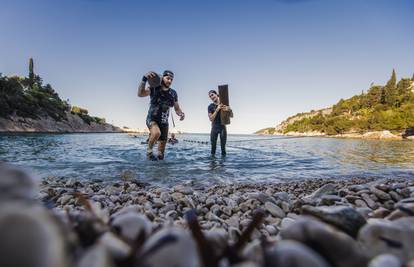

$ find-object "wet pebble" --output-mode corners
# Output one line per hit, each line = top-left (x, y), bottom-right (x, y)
(265, 202), (285, 218)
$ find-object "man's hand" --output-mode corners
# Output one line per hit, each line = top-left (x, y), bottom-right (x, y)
(219, 104), (231, 112)
(222, 105), (231, 112)
(145, 71), (157, 79)
(179, 112), (185, 121)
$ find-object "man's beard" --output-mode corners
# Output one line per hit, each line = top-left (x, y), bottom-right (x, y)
(162, 80), (171, 88)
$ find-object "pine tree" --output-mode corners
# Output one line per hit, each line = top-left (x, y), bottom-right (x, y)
(383, 69), (397, 106)
(28, 58), (34, 89)
(385, 69), (397, 89)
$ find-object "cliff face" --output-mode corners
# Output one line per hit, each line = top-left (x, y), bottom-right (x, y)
(0, 112), (122, 133)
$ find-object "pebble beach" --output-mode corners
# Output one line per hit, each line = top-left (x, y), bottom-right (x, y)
(1, 162), (414, 267)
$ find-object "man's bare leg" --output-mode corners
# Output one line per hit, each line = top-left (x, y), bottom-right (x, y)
(147, 122), (161, 160)
(157, 141), (167, 160)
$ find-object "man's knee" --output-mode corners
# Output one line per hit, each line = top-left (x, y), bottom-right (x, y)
(150, 124), (161, 138)
(152, 130), (161, 139)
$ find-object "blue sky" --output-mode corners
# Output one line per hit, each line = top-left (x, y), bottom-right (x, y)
(1, 0), (413, 134)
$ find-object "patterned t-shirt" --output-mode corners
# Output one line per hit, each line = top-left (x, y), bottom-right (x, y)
(147, 86), (178, 125)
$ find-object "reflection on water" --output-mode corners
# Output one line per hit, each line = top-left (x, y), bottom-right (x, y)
(0, 133), (413, 186)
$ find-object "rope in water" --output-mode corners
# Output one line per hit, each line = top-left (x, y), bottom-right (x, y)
(227, 136), (302, 142)
(182, 136), (302, 145)
(183, 139), (209, 145)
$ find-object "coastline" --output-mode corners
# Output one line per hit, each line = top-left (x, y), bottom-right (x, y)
(0, 113), (122, 133)
(257, 130), (414, 141)
(0, 131), (126, 135)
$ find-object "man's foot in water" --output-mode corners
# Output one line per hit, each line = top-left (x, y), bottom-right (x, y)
(157, 153), (164, 160)
(147, 151), (158, 161)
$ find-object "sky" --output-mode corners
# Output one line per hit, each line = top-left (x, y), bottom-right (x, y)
(1, 0), (413, 134)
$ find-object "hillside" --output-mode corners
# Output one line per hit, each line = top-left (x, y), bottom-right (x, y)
(0, 59), (121, 133)
(257, 70), (414, 138)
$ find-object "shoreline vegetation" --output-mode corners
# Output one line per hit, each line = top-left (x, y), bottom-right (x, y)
(2, 162), (414, 266)
(257, 70), (414, 141)
(257, 129), (414, 141)
(0, 59), (121, 133)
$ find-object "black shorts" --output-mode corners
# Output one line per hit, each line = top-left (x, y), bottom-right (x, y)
(146, 118), (169, 142)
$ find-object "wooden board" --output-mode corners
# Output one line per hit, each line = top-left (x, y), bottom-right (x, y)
(218, 84), (231, 125)
(148, 73), (161, 88)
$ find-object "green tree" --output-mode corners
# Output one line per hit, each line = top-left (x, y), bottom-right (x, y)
(382, 69), (397, 106)
(365, 85), (382, 107)
(28, 58), (34, 89)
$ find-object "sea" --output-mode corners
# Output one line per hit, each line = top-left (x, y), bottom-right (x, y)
(1, 133), (413, 186)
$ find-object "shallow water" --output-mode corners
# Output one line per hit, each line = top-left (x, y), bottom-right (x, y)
(0, 133), (413, 186)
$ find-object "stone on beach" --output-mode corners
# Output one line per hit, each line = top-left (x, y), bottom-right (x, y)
(369, 207), (391, 218)
(386, 202), (414, 220)
(308, 183), (337, 199)
(361, 193), (380, 209)
(358, 217), (414, 262)
(110, 211), (152, 243)
(370, 186), (391, 201)
(319, 194), (342, 206)
(280, 217), (296, 230)
(264, 201), (286, 218)
(273, 191), (291, 202)
(301, 205), (366, 237)
(281, 216), (369, 267)
(248, 192), (276, 205)
(265, 240), (330, 267)
(76, 244), (115, 267)
(139, 227), (201, 267)
(0, 202), (68, 267)
(173, 184), (194, 195)
(367, 254), (402, 267)
(0, 162), (38, 201)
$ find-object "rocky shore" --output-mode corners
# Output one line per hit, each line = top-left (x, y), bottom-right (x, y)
(0, 113), (122, 133)
(1, 163), (414, 267)
(262, 130), (414, 141)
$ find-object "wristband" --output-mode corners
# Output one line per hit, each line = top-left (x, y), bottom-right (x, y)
(142, 76), (148, 82)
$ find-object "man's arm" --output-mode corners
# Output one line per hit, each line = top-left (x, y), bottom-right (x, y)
(137, 81), (150, 97)
(174, 101), (185, 120)
(208, 104), (222, 122)
(137, 72), (157, 97)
